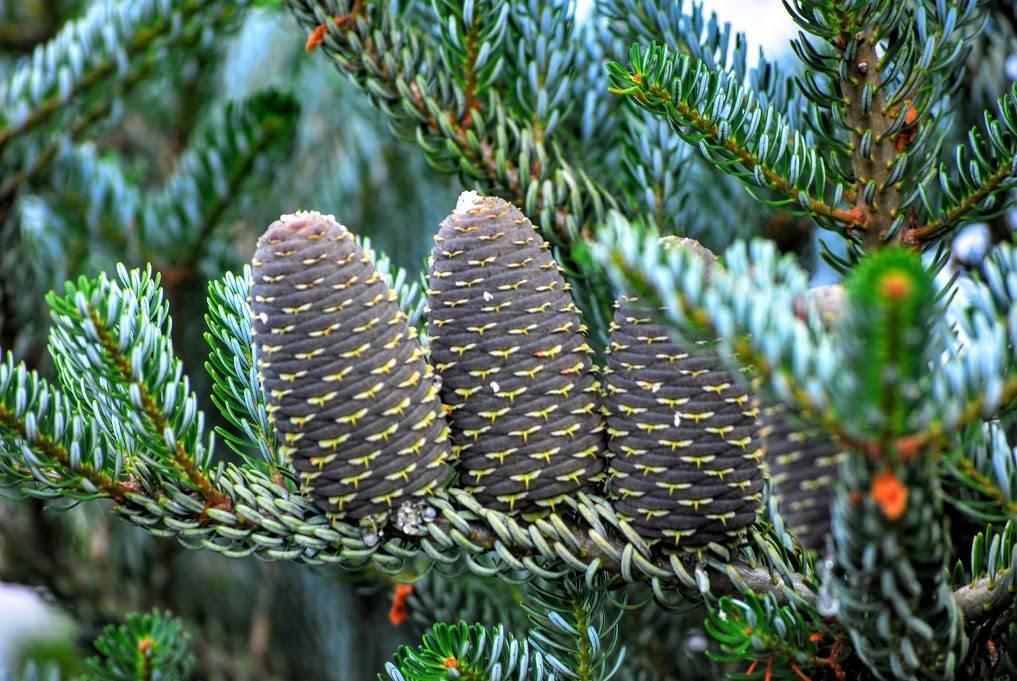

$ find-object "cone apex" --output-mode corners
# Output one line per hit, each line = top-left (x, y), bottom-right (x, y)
(259, 211), (349, 244)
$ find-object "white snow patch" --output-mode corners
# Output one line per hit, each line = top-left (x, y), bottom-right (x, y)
(455, 190), (486, 213)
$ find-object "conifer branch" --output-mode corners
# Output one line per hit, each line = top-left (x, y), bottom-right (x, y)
(0, 81), (125, 204)
(88, 308), (225, 508)
(594, 215), (845, 440)
(508, 0), (575, 141)
(913, 243), (1017, 453)
(607, 45), (862, 235)
(0, 0), (248, 155)
(0, 2), (256, 209)
(616, 110), (691, 234)
(603, 0), (799, 117)
(0, 405), (127, 500)
(2, 325), (1014, 638)
(3, 429), (1012, 630)
(840, 28), (902, 247)
(24, 91), (301, 283)
(85, 610), (194, 681)
(0, 353), (132, 500)
(785, 0), (987, 249)
(46, 267), (228, 510)
(705, 591), (845, 680)
(523, 576), (626, 679)
(900, 374), (1017, 456)
(382, 622), (547, 680)
(597, 217), (1017, 465)
(904, 84), (1017, 245)
(947, 450), (1017, 523)
(204, 269), (281, 471)
(287, 0), (609, 249)
(6, 3), (1017, 677)
(287, 0), (616, 337)
(148, 90), (301, 277)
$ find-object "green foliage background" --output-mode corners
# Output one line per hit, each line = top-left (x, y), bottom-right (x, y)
(0, 2), (458, 679)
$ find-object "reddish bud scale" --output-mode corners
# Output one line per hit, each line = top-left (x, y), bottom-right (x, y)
(427, 193), (604, 514)
(251, 212), (451, 520)
(305, 23), (327, 52)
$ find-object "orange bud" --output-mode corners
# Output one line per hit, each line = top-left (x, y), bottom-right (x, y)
(878, 270), (914, 301)
(305, 23), (328, 52)
(871, 470), (907, 521)
(894, 104), (919, 152)
(388, 605), (408, 626)
(842, 205), (869, 227)
(304, 11), (360, 53)
(904, 104), (918, 126)
(388, 583), (414, 627)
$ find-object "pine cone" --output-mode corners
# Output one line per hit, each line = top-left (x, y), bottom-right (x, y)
(427, 192), (604, 513)
(605, 241), (764, 548)
(762, 404), (845, 551)
(250, 212), (452, 520)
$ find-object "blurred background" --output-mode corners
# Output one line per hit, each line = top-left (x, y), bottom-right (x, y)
(0, 2), (460, 678)
(0, 1), (1013, 679)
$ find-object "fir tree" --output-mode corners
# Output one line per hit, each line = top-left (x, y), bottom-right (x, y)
(3, 1), (1017, 680)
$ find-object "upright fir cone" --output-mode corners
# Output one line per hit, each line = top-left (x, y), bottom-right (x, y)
(765, 284), (847, 551)
(762, 404), (845, 551)
(427, 192), (603, 513)
(605, 238), (764, 548)
(250, 212), (451, 521)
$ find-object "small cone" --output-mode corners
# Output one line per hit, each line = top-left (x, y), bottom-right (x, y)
(605, 240), (764, 548)
(427, 192), (604, 513)
(762, 404), (845, 551)
(251, 212), (451, 520)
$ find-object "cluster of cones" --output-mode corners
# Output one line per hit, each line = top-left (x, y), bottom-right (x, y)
(250, 192), (839, 551)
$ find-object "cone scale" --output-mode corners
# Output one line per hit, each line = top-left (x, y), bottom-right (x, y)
(251, 212), (451, 521)
(427, 192), (604, 513)
(763, 405), (845, 551)
(604, 241), (764, 548)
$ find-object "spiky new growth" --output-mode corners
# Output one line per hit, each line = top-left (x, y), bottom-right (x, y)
(251, 212), (451, 520)
(85, 610), (193, 681)
(837, 246), (939, 442)
(825, 247), (964, 679)
(381, 621), (550, 681)
(427, 192), (603, 514)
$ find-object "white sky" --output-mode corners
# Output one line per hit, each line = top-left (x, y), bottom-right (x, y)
(698, 0), (798, 60)
(578, 0), (799, 61)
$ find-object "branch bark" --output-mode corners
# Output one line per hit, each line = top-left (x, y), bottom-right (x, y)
(840, 29), (902, 248)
